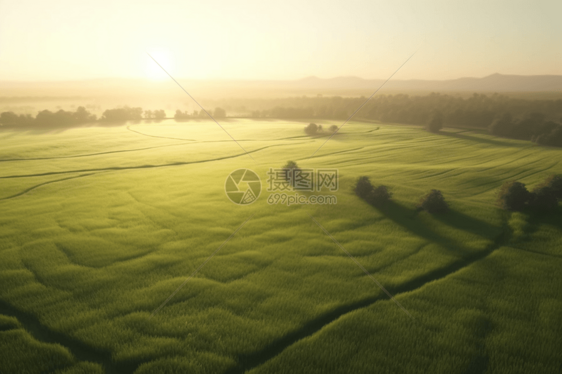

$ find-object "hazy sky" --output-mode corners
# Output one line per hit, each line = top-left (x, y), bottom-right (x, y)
(0, 0), (560, 81)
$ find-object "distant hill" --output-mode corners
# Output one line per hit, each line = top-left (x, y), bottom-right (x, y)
(290, 74), (562, 92)
(1, 74), (561, 105)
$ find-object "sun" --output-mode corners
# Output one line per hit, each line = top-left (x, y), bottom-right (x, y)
(145, 49), (172, 81)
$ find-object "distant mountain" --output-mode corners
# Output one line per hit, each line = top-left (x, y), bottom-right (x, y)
(1, 74), (561, 102)
(290, 74), (562, 92)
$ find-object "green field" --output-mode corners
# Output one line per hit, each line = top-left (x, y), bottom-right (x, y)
(1, 119), (561, 374)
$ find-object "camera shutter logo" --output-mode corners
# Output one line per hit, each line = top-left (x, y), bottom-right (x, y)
(225, 169), (262, 205)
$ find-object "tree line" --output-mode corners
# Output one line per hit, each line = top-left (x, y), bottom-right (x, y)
(0, 106), (227, 129)
(2, 92), (561, 147)
(249, 93), (562, 125)
(174, 107), (226, 120)
(251, 93), (562, 146)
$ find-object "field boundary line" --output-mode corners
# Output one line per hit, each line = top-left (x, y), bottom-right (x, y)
(309, 214), (414, 318)
(126, 125), (196, 141)
(150, 213), (256, 316)
(0, 143), (301, 180)
(0, 142), (192, 162)
(0, 173), (97, 201)
(230, 225), (510, 374)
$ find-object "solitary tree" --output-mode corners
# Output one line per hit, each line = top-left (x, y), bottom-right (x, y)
(304, 123), (318, 136)
(354, 176), (375, 200)
(282, 161), (301, 187)
(369, 185), (393, 206)
(329, 125), (339, 133)
(418, 189), (448, 213)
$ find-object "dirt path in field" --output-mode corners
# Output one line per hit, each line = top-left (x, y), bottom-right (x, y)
(0, 141), (315, 181)
(0, 173), (96, 201)
(126, 125), (196, 141)
(0, 145), (267, 180)
(0, 211), (514, 374)
(0, 142), (192, 163)
(225, 223), (512, 374)
(127, 124), (315, 143)
(0, 300), (143, 374)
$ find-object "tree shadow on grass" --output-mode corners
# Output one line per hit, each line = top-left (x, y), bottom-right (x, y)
(439, 130), (525, 148)
(509, 207), (562, 258)
(225, 201), (510, 374)
(432, 208), (501, 239)
(462, 316), (493, 374)
(527, 207), (562, 230)
(373, 200), (472, 254)
(370, 200), (510, 260)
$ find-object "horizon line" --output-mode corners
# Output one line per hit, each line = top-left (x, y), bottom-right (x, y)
(2, 72), (562, 84)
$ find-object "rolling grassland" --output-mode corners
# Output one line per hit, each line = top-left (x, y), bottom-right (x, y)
(0, 119), (560, 373)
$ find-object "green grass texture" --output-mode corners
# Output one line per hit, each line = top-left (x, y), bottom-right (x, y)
(1, 119), (561, 373)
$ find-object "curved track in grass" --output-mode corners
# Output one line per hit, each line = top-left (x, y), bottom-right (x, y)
(0, 173), (97, 201)
(0, 300), (142, 374)
(226, 225), (511, 374)
(0, 143), (192, 163)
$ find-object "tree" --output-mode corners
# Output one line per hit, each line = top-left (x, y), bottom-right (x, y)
(144, 110), (153, 119)
(418, 189), (448, 213)
(329, 125), (339, 133)
(368, 185), (392, 206)
(542, 174), (562, 198)
(282, 161), (301, 188)
(175, 110), (192, 120)
(304, 123), (318, 136)
(101, 107), (143, 122)
(535, 125), (562, 147)
(154, 110), (166, 120)
(0, 111), (19, 126)
(73, 106), (96, 123)
(214, 107), (226, 118)
(354, 176), (374, 200)
(489, 113), (514, 137)
(528, 186), (558, 212)
(426, 111), (443, 133)
(497, 181), (530, 211)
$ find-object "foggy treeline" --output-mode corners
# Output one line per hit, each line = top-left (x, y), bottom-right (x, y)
(249, 93), (562, 125)
(0, 106), (228, 129)
(1, 92), (562, 147)
(249, 93), (562, 146)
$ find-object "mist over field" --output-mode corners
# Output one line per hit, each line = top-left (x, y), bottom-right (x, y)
(1, 1), (561, 373)
(3, 74), (562, 116)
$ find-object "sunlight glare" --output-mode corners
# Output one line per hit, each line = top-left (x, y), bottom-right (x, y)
(145, 49), (173, 81)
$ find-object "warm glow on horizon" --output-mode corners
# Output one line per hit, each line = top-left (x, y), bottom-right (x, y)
(0, 0), (560, 82)
(145, 49), (173, 81)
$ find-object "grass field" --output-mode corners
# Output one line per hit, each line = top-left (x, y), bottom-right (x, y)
(0, 119), (561, 374)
